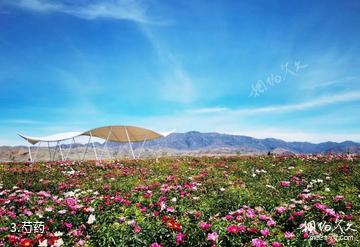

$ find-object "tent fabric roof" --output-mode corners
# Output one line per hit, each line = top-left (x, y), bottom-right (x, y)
(18, 125), (166, 145)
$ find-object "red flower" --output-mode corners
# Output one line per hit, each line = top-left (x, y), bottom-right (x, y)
(20, 239), (32, 247)
(162, 216), (182, 231)
(227, 225), (239, 234)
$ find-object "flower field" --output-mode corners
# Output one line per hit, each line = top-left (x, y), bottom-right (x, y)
(0, 155), (359, 246)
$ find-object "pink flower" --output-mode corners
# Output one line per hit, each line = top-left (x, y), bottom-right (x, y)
(237, 225), (246, 232)
(314, 202), (327, 211)
(267, 219), (276, 227)
(275, 207), (286, 214)
(280, 181), (290, 187)
(326, 235), (337, 245)
(166, 207), (175, 213)
(271, 242), (283, 247)
(259, 215), (269, 221)
(207, 232), (218, 242)
(284, 231), (295, 240)
(252, 238), (267, 247)
(133, 225), (142, 233)
(227, 225), (240, 234)
(292, 211), (303, 217)
(176, 232), (186, 244)
(333, 195), (344, 202)
(199, 222), (211, 230)
(150, 243), (162, 247)
(64, 222), (72, 229)
(260, 228), (270, 236)
(246, 209), (256, 218)
(225, 215), (234, 221)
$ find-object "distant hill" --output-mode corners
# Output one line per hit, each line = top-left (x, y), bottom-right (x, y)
(1, 131), (359, 161)
(106, 131), (360, 154)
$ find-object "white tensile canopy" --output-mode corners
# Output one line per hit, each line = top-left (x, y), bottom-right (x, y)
(18, 125), (169, 161)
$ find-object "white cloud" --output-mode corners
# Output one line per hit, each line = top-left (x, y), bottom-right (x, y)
(232, 129), (360, 143)
(5, 0), (152, 24)
(188, 91), (360, 115)
(187, 107), (228, 114)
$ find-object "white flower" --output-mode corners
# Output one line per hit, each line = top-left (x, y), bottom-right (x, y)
(325, 187), (330, 192)
(53, 238), (64, 247)
(38, 239), (48, 247)
(252, 173), (256, 177)
(220, 187), (225, 192)
(54, 231), (63, 237)
(87, 214), (96, 224)
(45, 207), (53, 212)
(171, 197), (177, 202)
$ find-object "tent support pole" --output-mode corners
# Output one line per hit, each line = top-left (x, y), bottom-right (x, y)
(125, 127), (135, 159)
(59, 141), (64, 160)
(52, 141), (59, 161)
(73, 138), (81, 160)
(90, 132), (98, 160)
(100, 127), (112, 160)
(28, 145), (33, 162)
(33, 142), (41, 162)
(65, 140), (73, 160)
(47, 142), (51, 161)
(82, 136), (91, 161)
(137, 135), (147, 159)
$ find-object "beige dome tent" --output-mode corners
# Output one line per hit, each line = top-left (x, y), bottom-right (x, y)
(18, 125), (171, 161)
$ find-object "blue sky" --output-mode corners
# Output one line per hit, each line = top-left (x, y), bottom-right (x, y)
(0, 0), (359, 145)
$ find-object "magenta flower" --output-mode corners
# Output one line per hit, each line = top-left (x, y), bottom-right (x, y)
(314, 202), (327, 211)
(271, 242), (283, 247)
(275, 207), (286, 214)
(176, 232), (186, 244)
(150, 243), (162, 247)
(246, 209), (256, 218)
(260, 228), (270, 236)
(333, 195), (344, 202)
(252, 238), (267, 247)
(326, 235), (337, 245)
(284, 231), (295, 240)
(207, 232), (218, 242)
(280, 181), (290, 187)
(64, 222), (73, 229)
(199, 222), (211, 230)
(259, 215), (269, 221)
(227, 225), (240, 234)
(267, 219), (276, 227)
(133, 225), (142, 233)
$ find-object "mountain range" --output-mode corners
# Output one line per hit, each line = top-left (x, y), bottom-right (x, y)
(104, 131), (360, 154)
(2, 131), (359, 162)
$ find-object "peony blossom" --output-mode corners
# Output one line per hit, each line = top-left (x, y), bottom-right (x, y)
(284, 231), (295, 240)
(207, 232), (218, 242)
(260, 228), (270, 236)
(176, 232), (186, 244)
(87, 214), (96, 224)
(227, 225), (240, 234)
(271, 242), (283, 247)
(150, 243), (162, 247)
(251, 238), (267, 247)
(280, 181), (290, 187)
(199, 222), (211, 230)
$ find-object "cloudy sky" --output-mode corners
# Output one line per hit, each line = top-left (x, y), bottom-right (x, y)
(0, 0), (359, 145)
